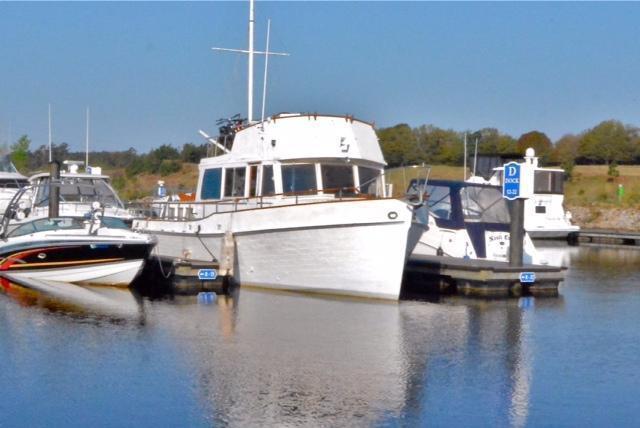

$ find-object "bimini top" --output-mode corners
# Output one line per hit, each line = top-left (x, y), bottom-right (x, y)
(200, 113), (386, 167)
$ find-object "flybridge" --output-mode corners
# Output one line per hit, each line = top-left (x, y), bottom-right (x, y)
(199, 113), (386, 166)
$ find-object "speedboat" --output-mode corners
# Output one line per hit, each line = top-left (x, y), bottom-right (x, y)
(134, 113), (426, 300)
(467, 148), (579, 239)
(408, 178), (542, 264)
(0, 188), (156, 287)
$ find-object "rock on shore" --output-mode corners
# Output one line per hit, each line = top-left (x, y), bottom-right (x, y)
(567, 205), (640, 231)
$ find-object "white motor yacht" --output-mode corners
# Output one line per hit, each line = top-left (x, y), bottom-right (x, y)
(467, 148), (579, 239)
(0, 154), (29, 215)
(134, 113), (426, 300)
(26, 162), (133, 225)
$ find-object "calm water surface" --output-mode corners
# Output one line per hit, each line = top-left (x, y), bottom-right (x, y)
(1, 244), (639, 427)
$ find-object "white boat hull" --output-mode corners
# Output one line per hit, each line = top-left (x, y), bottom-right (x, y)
(135, 199), (415, 300)
(6, 260), (146, 287)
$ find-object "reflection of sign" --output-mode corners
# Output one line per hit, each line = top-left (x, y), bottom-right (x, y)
(503, 162), (521, 200)
(198, 269), (218, 281)
(519, 272), (536, 283)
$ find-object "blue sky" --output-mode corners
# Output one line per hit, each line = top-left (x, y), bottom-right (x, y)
(1, 2), (640, 153)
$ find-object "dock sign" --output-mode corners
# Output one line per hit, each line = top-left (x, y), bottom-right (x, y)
(503, 162), (521, 200)
(519, 272), (536, 283)
(198, 269), (218, 281)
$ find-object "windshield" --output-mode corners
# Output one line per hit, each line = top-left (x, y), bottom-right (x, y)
(34, 177), (124, 208)
(0, 155), (19, 174)
(460, 185), (510, 223)
(9, 217), (86, 237)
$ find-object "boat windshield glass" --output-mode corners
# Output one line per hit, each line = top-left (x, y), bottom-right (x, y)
(425, 184), (452, 220)
(321, 164), (354, 194)
(358, 167), (381, 196)
(34, 177), (124, 208)
(9, 217), (86, 237)
(0, 155), (18, 173)
(534, 170), (564, 194)
(282, 164), (317, 194)
(460, 186), (510, 223)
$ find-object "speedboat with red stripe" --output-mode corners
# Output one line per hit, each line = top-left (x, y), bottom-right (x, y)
(0, 202), (155, 287)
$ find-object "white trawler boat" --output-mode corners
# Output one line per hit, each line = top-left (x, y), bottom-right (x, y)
(467, 148), (579, 239)
(132, 0), (426, 300)
(134, 114), (425, 299)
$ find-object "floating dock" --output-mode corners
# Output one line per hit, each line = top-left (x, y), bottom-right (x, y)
(403, 254), (566, 297)
(133, 257), (227, 297)
(567, 229), (640, 247)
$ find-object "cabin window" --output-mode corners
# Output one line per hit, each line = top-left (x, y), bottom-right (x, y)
(282, 164), (317, 194)
(321, 164), (354, 193)
(534, 171), (564, 194)
(0, 178), (27, 189)
(460, 186), (510, 223)
(248, 165), (258, 197)
(425, 185), (453, 220)
(201, 168), (222, 200)
(34, 177), (122, 208)
(224, 167), (246, 198)
(358, 167), (381, 195)
(261, 165), (275, 196)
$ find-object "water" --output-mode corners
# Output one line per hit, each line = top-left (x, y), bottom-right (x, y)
(1, 244), (639, 427)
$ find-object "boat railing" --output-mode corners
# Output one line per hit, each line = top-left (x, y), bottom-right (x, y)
(136, 186), (377, 221)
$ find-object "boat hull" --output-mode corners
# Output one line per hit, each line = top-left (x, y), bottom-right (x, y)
(0, 241), (153, 287)
(135, 199), (415, 300)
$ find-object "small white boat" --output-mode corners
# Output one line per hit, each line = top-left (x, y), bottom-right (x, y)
(408, 179), (542, 264)
(0, 189), (155, 287)
(467, 148), (579, 239)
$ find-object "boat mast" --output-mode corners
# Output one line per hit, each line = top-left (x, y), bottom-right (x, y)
(85, 107), (90, 169)
(211, 1), (288, 124)
(248, 0), (255, 123)
(48, 103), (52, 162)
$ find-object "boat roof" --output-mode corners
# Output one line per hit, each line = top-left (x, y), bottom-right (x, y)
(29, 172), (111, 181)
(200, 113), (386, 167)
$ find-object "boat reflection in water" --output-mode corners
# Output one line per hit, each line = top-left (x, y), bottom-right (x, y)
(0, 277), (144, 321)
(148, 287), (564, 426)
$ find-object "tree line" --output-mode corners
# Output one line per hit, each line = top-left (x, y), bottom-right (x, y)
(8, 137), (208, 177)
(6, 118), (638, 178)
(378, 119), (640, 173)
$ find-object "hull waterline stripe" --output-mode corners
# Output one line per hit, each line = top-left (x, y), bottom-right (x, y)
(7, 258), (125, 269)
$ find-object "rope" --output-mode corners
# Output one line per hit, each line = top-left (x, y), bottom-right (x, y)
(153, 246), (173, 279)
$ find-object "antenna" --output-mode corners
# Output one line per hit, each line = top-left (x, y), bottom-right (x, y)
(211, 0), (289, 123)
(85, 107), (90, 169)
(260, 19), (271, 124)
(473, 137), (479, 177)
(48, 103), (52, 162)
(463, 132), (467, 180)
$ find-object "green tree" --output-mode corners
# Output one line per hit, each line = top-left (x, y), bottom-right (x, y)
(378, 124), (419, 167)
(517, 131), (552, 163)
(470, 128), (517, 155)
(10, 135), (30, 173)
(578, 120), (636, 164)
